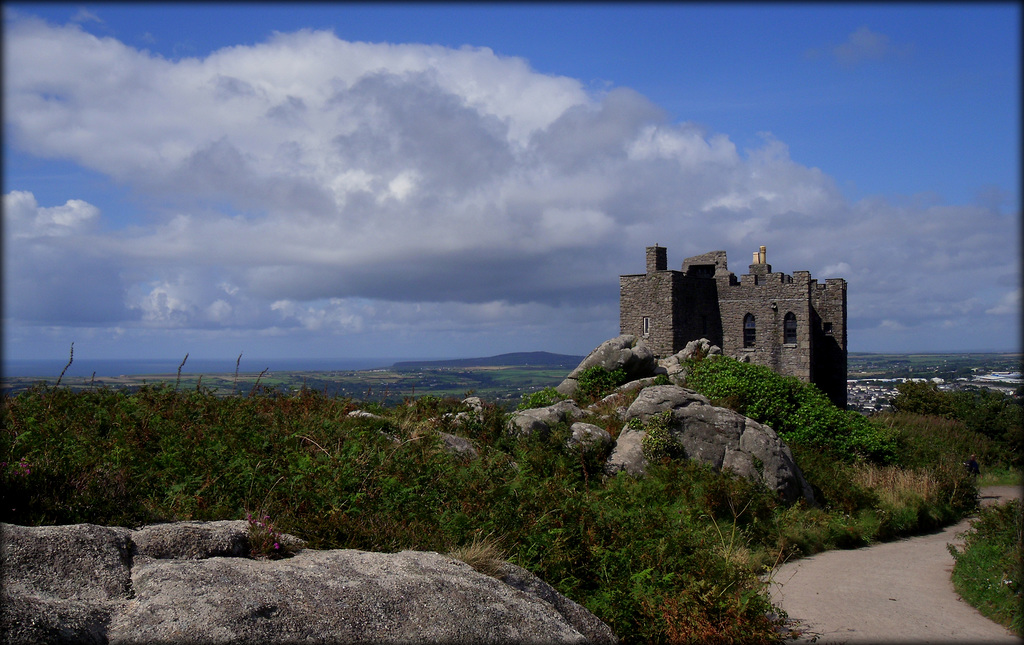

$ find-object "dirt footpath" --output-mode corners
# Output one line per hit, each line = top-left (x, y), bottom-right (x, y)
(767, 486), (1021, 643)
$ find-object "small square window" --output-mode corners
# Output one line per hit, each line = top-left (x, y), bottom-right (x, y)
(824, 322), (833, 335)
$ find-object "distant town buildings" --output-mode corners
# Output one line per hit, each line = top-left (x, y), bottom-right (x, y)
(846, 372), (1023, 415)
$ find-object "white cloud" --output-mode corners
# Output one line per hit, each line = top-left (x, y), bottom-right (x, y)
(2, 17), (1019, 355)
(4, 190), (100, 237)
(833, 26), (895, 67)
(821, 262), (851, 277)
(206, 299), (233, 323)
(986, 289), (1020, 316)
(271, 298), (364, 332)
(70, 8), (103, 24)
(2, 191), (126, 324)
(132, 280), (196, 325)
(627, 124), (738, 168)
(879, 319), (908, 331)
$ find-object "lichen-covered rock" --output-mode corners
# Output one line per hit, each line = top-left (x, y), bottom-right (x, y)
(614, 376), (662, 393)
(110, 550), (600, 644)
(614, 385), (815, 505)
(1, 522), (616, 645)
(657, 338), (722, 382)
(462, 396), (485, 414)
(1, 523), (133, 645)
(498, 562), (617, 644)
(556, 335), (657, 396)
(347, 409), (382, 420)
(567, 422), (613, 453)
(132, 520), (251, 559)
(1, 523), (134, 601)
(624, 384), (713, 417)
(441, 396), (488, 436)
(603, 428), (647, 477)
(438, 431), (479, 459)
(508, 400), (585, 438)
(1, 593), (112, 645)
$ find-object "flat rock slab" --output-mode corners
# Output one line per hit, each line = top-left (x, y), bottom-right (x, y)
(110, 549), (597, 643)
(2, 521), (616, 644)
(768, 486), (1021, 643)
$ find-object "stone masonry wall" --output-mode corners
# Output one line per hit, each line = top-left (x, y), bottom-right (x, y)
(717, 265), (813, 383)
(809, 278), (848, 407)
(620, 246), (848, 408)
(620, 271), (677, 357)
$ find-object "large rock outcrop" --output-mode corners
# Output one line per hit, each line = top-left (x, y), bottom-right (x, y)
(508, 400), (586, 438)
(556, 335), (657, 396)
(1, 521), (616, 644)
(515, 337), (812, 505)
(608, 385), (815, 505)
(657, 339), (722, 382)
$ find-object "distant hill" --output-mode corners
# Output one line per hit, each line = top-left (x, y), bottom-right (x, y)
(392, 351), (584, 370)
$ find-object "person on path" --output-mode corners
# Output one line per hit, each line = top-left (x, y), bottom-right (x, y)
(966, 454), (980, 476)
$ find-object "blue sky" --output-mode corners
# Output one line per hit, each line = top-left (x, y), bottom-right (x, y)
(3, 3), (1020, 366)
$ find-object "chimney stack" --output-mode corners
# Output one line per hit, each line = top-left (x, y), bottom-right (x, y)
(647, 245), (667, 273)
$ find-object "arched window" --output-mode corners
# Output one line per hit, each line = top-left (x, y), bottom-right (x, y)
(784, 312), (797, 344)
(743, 314), (756, 348)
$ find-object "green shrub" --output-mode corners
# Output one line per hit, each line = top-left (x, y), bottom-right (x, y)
(685, 355), (896, 462)
(789, 444), (880, 514)
(878, 411), (1002, 470)
(0, 380), (994, 644)
(574, 366), (629, 403)
(891, 380), (957, 418)
(0, 385), (787, 643)
(949, 500), (1023, 635)
(516, 386), (565, 410)
(893, 381), (1024, 467)
(575, 461), (783, 642)
(979, 467), (1024, 487)
(637, 412), (685, 461)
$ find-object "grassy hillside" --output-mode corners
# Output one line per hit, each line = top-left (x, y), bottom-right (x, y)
(2, 354), (1018, 643)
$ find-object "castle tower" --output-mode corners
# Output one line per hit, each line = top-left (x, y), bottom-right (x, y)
(620, 245), (848, 407)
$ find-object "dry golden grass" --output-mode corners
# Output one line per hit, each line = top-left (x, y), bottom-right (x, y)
(448, 534), (507, 578)
(853, 464), (940, 505)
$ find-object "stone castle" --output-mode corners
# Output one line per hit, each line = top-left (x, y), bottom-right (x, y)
(620, 245), (848, 407)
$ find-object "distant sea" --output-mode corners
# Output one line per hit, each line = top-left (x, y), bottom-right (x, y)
(2, 358), (420, 379)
